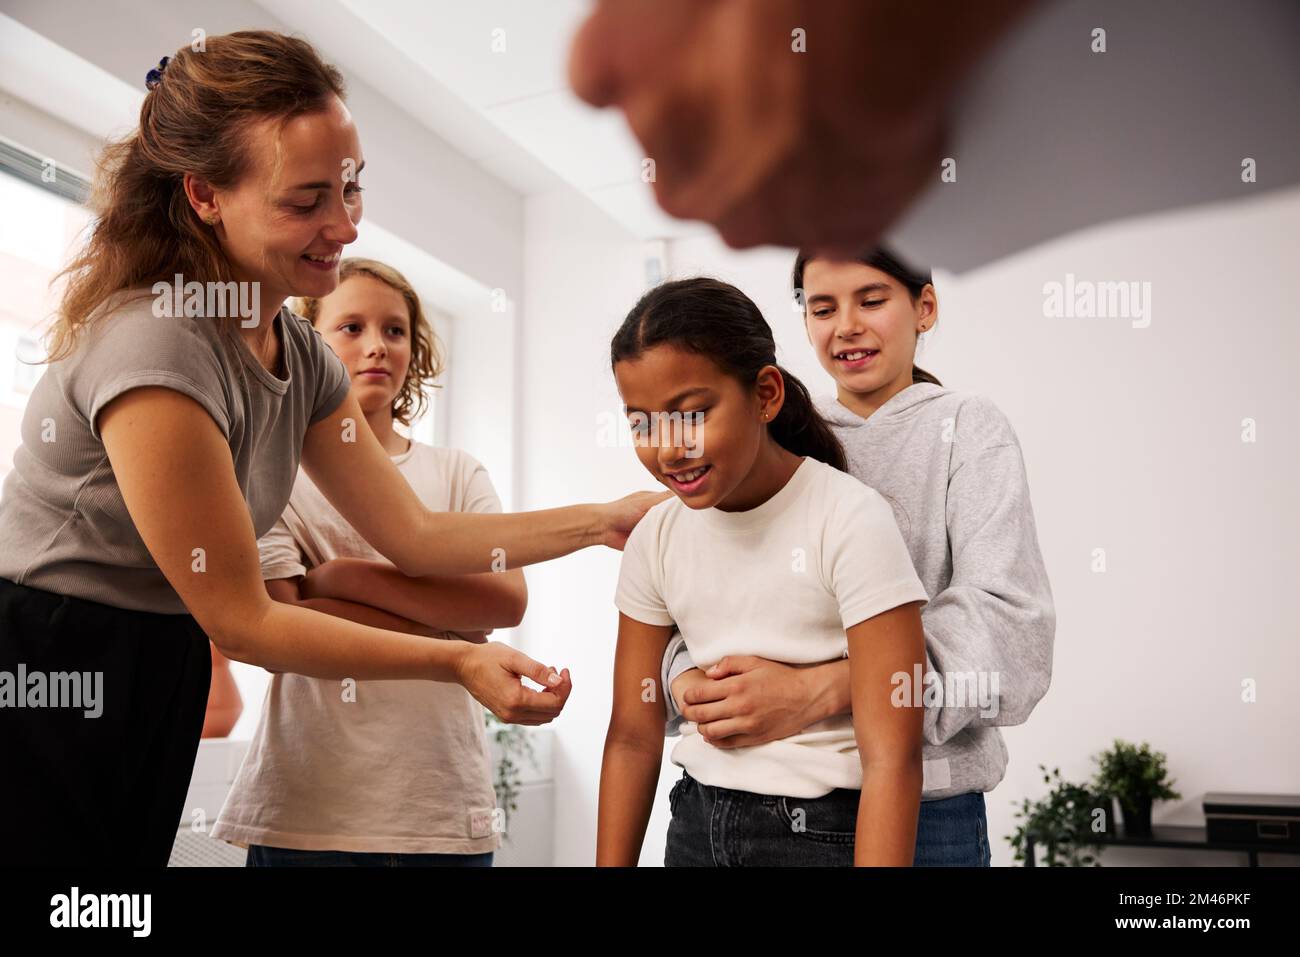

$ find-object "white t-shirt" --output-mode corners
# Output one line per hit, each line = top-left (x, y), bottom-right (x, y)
(615, 456), (929, 799)
(212, 441), (502, 854)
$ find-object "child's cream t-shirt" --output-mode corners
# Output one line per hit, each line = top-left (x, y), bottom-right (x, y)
(212, 441), (502, 855)
(615, 456), (929, 800)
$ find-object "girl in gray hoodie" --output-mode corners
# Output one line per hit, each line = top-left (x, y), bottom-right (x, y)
(662, 249), (1056, 866)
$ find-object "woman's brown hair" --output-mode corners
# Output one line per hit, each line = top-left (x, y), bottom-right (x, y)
(294, 259), (445, 428)
(45, 30), (347, 361)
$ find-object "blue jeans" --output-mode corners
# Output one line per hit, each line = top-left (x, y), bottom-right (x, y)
(664, 770), (991, 867)
(246, 844), (494, 867)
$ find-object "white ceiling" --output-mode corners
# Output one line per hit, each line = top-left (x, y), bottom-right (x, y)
(255, 0), (705, 242)
(0, 12), (143, 146)
(11, 1), (1300, 274)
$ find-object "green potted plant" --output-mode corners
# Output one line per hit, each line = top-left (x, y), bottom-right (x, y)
(484, 712), (538, 840)
(1092, 739), (1180, 837)
(1007, 765), (1109, 866)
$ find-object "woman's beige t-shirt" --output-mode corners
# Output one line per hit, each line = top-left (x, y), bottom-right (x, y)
(212, 442), (503, 855)
(0, 290), (352, 614)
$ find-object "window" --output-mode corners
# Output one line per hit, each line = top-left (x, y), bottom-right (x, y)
(0, 140), (93, 478)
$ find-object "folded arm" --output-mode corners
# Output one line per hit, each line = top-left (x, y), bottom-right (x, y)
(263, 576), (473, 646)
(301, 557), (526, 632)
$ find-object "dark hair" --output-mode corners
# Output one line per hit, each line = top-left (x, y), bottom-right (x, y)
(611, 277), (848, 473)
(791, 247), (943, 387)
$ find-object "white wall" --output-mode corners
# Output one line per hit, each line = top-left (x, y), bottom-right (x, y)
(517, 187), (689, 866)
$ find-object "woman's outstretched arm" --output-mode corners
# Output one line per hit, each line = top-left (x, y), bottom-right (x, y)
(98, 386), (565, 723)
(301, 389), (668, 575)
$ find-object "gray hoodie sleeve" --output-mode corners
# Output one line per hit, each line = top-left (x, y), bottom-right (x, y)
(661, 628), (694, 736)
(920, 398), (1056, 746)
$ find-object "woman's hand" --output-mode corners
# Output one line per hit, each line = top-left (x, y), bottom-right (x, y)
(454, 642), (573, 726)
(599, 490), (673, 550)
(674, 656), (850, 748)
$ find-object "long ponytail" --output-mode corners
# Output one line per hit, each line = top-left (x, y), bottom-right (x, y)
(769, 364), (847, 472)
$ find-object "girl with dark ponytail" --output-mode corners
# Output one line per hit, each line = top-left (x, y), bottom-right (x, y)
(599, 277), (931, 867)
(610, 277), (846, 472)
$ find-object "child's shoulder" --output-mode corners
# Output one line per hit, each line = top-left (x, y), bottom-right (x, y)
(623, 488), (685, 554)
(804, 457), (895, 516)
(943, 391), (1020, 450)
(899, 383), (996, 420)
(400, 442), (495, 486)
(401, 443), (506, 513)
(405, 441), (483, 468)
(886, 386), (1019, 450)
(642, 490), (686, 528)
(815, 383), (1003, 432)
(926, 386), (1008, 418)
